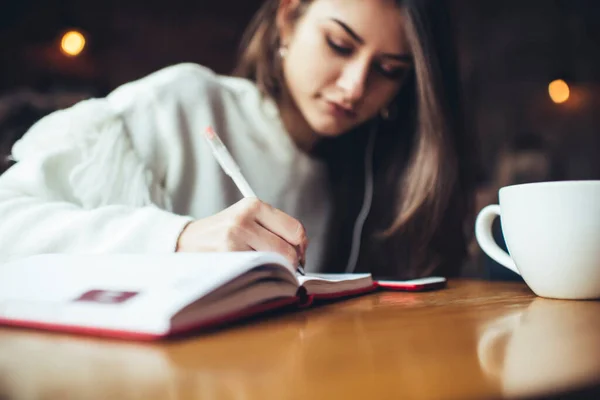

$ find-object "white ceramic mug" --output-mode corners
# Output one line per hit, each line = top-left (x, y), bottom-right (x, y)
(475, 180), (600, 300)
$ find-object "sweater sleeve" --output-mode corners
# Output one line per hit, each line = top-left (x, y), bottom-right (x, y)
(0, 67), (200, 263)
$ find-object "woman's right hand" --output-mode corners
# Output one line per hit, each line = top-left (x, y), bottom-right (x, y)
(175, 198), (308, 267)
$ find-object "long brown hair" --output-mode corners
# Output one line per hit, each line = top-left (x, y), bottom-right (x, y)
(234, 0), (476, 279)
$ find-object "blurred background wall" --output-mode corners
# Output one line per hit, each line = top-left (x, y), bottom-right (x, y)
(1, 0), (599, 274)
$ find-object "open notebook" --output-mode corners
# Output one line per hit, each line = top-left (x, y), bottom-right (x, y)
(0, 252), (447, 340)
(0, 252), (376, 340)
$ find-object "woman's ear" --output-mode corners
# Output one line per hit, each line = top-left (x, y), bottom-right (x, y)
(276, 0), (303, 46)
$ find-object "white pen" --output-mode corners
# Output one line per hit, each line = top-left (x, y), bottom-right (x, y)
(203, 126), (305, 275)
(204, 126), (257, 198)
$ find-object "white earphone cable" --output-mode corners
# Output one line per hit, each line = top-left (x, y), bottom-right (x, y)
(344, 125), (376, 273)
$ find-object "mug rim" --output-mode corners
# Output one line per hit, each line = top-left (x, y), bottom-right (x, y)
(499, 180), (600, 194)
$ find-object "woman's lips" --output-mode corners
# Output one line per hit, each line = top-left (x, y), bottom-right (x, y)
(325, 100), (357, 119)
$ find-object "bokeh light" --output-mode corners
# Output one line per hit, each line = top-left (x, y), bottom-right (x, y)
(548, 79), (570, 104)
(60, 30), (86, 57)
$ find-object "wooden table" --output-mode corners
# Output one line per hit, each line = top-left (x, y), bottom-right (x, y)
(0, 279), (599, 400)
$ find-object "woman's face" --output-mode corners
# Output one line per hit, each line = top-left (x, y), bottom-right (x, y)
(280, 0), (412, 137)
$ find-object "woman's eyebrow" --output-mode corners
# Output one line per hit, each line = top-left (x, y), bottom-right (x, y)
(330, 18), (364, 43)
(330, 18), (413, 63)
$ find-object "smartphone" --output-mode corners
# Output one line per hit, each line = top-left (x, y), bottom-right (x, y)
(374, 276), (447, 291)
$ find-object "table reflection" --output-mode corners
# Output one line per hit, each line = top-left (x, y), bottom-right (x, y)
(0, 332), (178, 399)
(0, 315), (309, 400)
(478, 297), (600, 398)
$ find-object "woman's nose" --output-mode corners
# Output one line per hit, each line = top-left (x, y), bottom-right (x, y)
(336, 60), (370, 104)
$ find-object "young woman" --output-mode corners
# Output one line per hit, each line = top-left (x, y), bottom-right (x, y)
(0, 0), (475, 279)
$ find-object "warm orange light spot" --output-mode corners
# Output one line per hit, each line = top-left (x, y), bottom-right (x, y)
(60, 30), (86, 57)
(548, 79), (570, 104)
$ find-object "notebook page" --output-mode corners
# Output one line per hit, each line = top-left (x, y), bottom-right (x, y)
(0, 252), (296, 334)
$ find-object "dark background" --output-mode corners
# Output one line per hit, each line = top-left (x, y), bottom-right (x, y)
(1, 0), (599, 273)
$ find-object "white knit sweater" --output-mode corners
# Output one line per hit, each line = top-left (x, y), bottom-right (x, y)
(0, 63), (333, 271)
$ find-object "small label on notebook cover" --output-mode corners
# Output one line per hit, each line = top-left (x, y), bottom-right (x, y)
(74, 290), (139, 304)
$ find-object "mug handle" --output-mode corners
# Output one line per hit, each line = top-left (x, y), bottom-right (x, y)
(475, 205), (520, 275)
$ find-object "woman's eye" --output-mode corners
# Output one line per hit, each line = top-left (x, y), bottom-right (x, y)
(326, 37), (352, 56)
(376, 65), (406, 80)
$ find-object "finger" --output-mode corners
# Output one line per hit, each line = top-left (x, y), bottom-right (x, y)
(246, 221), (299, 266)
(254, 202), (308, 253)
(300, 235), (309, 266)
